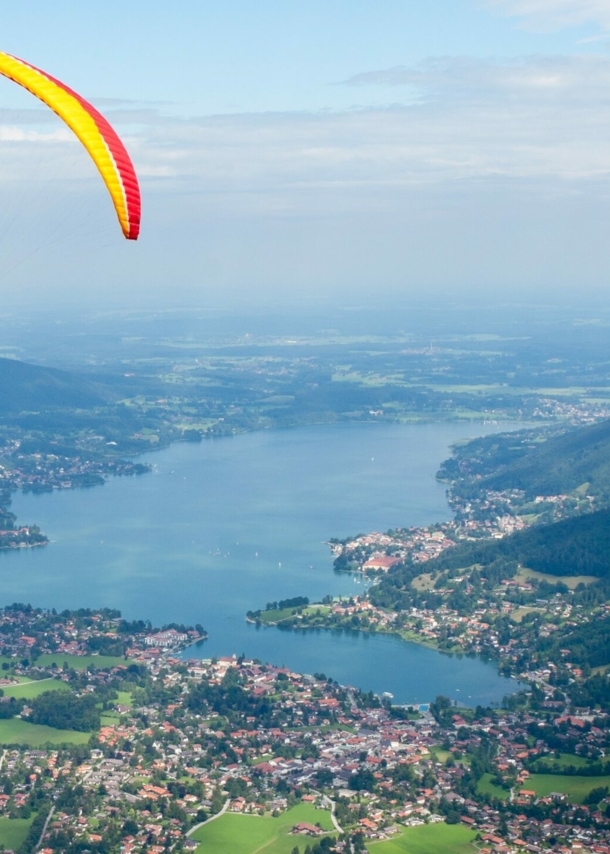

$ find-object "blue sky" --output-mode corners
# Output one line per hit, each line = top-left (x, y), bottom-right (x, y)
(1, 0), (610, 308)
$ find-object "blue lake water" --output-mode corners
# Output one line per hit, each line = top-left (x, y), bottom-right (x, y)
(6, 422), (521, 705)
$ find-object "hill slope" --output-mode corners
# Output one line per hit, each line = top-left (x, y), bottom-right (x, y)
(433, 507), (610, 578)
(0, 358), (107, 414)
(480, 419), (610, 499)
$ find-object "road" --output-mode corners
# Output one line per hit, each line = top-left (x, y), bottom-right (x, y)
(35, 805), (55, 851)
(186, 798), (230, 837)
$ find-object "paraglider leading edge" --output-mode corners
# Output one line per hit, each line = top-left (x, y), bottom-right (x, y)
(0, 51), (140, 240)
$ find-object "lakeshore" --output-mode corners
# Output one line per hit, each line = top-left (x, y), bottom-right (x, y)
(5, 422), (521, 706)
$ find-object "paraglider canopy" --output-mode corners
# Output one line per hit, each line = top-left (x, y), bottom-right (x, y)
(0, 51), (140, 240)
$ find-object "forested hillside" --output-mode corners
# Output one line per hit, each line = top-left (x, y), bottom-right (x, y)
(482, 419), (610, 499)
(0, 358), (107, 413)
(431, 507), (610, 578)
(440, 419), (610, 503)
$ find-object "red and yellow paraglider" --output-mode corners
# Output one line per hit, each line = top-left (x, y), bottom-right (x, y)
(0, 52), (140, 240)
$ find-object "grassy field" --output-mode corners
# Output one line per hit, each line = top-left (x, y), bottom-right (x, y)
(257, 605), (330, 625)
(510, 606), (543, 623)
(517, 568), (597, 589)
(528, 773), (610, 804)
(0, 718), (90, 747)
(0, 816), (35, 850)
(477, 773), (510, 801)
(190, 802), (335, 854)
(116, 691), (133, 707)
(99, 691), (133, 726)
(2, 677), (71, 701)
(592, 664), (610, 676)
(256, 608), (299, 624)
(368, 822), (477, 854)
(530, 753), (593, 772)
(429, 745), (451, 764)
(412, 573), (436, 592)
(36, 653), (129, 670)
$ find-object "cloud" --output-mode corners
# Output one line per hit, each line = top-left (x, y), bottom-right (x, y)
(0, 127), (73, 143)
(89, 97), (176, 108)
(5, 53), (610, 304)
(2, 53), (610, 218)
(482, 0), (610, 32)
(129, 54), (610, 214)
(341, 54), (610, 102)
(577, 32), (610, 42)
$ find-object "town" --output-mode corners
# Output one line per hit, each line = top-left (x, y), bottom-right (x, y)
(0, 605), (605, 854)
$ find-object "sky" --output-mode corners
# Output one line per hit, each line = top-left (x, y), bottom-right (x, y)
(1, 0), (610, 309)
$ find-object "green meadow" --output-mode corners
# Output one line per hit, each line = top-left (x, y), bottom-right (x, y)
(116, 691), (133, 707)
(0, 718), (90, 747)
(516, 568), (597, 590)
(257, 606), (330, 625)
(528, 774), (610, 804)
(100, 711), (121, 728)
(36, 653), (129, 670)
(2, 677), (71, 701)
(529, 753), (592, 772)
(429, 745), (451, 764)
(0, 816), (35, 850)
(477, 773), (510, 801)
(368, 822), (477, 854)
(190, 802), (335, 854)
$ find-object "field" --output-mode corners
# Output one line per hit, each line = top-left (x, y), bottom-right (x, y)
(257, 605), (330, 625)
(36, 653), (129, 670)
(368, 822), (477, 854)
(0, 816), (35, 850)
(256, 607), (300, 624)
(190, 802), (335, 854)
(592, 664), (610, 676)
(429, 745), (451, 764)
(510, 606), (543, 623)
(2, 677), (71, 701)
(528, 773), (610, 804)
(477, 772), (510, 801)
(412, 573), (436, 592)
(100, 691), (134, 726)
(529, 753), (592, 772)
(0, 718), (90, 747)
(116, 691), (133, 707)
(516, 568), (597, 589)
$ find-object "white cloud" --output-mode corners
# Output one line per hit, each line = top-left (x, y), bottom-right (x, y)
(2, 54), (610, 217)
(483, 0), (610, 31)
(0, 127), (73, 143)
(123, 54), (610, 216)
(4, 53), (610, 303)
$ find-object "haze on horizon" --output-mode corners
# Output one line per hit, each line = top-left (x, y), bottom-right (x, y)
(1, 0), (610, 312)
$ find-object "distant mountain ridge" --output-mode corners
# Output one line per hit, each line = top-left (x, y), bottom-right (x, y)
(0, 357), (107, 414)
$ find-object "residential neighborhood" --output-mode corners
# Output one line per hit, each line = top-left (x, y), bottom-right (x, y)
(0, 607), (605, 853)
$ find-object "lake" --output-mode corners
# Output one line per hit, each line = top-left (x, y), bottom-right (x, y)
(6, 421), (521, 705)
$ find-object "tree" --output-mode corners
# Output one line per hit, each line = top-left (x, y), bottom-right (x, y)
(28, 690), (100, 731)
(122, 819), (139, 836)
(211, 788), (224, 814)
(315, 768), (333, 788)
(348, 769), (375, 792)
